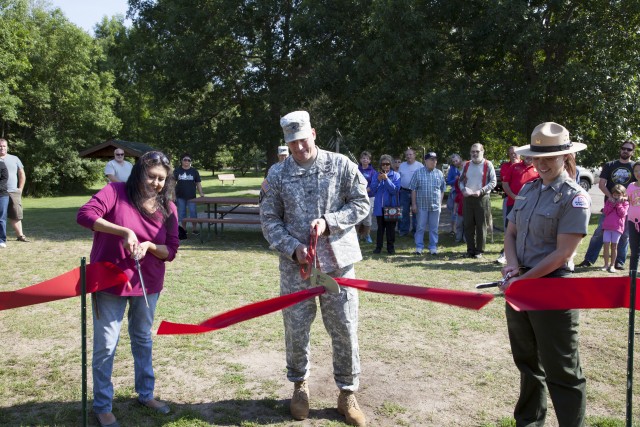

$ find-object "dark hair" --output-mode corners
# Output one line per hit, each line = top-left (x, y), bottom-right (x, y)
(622, 140), (636, 150)
(126, 151), (175, 220)
(181, 153), (192, 160)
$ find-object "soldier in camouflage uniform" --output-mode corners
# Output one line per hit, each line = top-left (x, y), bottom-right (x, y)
(260, 111), (370, 427)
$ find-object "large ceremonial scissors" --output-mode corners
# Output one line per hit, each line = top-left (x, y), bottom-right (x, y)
(134, 254), (150, 308)
(300, 226), (340, 294)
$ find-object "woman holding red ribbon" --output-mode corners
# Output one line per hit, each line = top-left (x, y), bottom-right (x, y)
(499, 122), (590, 427)
(77, 151), (179, 427)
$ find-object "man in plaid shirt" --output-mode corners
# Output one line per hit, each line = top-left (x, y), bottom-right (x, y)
(409, 152), (446, 255)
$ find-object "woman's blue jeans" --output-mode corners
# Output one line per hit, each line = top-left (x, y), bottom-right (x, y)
(92, 292), (159, 414)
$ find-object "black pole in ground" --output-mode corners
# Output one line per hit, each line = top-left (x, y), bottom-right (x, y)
(81, 257), (88, 427)
(627, 270), (637, 427)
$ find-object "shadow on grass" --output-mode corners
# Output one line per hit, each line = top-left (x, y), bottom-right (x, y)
(0, 397), (349, 426)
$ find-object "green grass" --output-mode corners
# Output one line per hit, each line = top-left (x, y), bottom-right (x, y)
(0, 174), (638, 426)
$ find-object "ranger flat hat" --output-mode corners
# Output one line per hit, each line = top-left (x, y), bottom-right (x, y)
(515, 122), (587, 157)
(280, 111), (313, 143)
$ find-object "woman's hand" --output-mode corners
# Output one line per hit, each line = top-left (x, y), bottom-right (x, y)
(134, 241), (152, 260)
(499, 264), (520, 292)
(121, 229), (139, 256)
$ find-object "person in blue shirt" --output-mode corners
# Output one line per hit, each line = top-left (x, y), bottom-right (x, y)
(445, 154), (463, 236)
(371, 154), (401, 254)
(410, 152), (446, 255)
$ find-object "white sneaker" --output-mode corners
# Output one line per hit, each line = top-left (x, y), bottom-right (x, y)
(0, 242), (6, 248)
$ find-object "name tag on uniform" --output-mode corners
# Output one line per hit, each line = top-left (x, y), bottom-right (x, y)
(515, 195), (526, 200)
(554, 192), (563, 203)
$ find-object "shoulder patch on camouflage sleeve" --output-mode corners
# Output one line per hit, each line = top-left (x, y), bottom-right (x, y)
(259, 178), (270, 203)
(572, 193), (590, 209)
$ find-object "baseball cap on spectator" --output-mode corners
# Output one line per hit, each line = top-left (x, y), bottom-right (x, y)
(277, 146), (289, 155)
(280, 111), (313, 143)
(424, 152), (437, 160)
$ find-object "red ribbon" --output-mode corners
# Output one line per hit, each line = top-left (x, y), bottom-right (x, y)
(158, 287), (325, 334)
(336, 277), (493, 310)
(299, 227), (319, 280)
(0, 262), (129, 311)
(157, 278), (493, 335)
(505, 276), (633, 311)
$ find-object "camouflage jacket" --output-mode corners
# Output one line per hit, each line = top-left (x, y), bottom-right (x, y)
(260, 149), (370, 272)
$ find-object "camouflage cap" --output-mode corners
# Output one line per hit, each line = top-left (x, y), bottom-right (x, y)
(280, 111), (313, 143)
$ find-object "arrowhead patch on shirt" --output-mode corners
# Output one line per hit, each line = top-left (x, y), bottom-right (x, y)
(571, 194), (590, 209)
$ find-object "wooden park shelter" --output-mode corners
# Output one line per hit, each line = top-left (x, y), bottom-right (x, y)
(78, 139), (157, 160)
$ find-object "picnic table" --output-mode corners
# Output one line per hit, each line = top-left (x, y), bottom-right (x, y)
(184, 196), (261, 240)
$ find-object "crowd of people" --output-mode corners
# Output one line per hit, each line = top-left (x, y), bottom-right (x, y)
(350, 136), (640, 277)
(351, 141), (538, 263)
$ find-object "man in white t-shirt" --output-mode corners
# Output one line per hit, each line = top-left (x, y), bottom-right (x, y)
(104, 149), (133, 183)
(398, 148), (424, 236)
(458, 143), (497, 258)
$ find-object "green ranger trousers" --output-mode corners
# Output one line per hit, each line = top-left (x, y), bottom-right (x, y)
(505, 304), (586, 427)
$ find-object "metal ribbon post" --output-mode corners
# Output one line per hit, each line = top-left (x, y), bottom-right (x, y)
(80, 257), (88, 427)
(627, 270), (637, 427)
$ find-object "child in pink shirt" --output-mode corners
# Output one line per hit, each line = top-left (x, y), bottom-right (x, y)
(602, 184), (629, 272)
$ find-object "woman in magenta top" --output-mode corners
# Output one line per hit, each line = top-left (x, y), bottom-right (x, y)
(77, 151), (179, 427)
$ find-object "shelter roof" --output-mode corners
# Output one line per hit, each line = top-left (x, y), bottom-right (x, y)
(79, 139), (157, 159)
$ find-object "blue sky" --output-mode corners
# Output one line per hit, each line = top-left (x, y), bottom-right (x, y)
(48, 0), (130, 34)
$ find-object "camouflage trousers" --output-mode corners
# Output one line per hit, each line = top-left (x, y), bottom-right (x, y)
(280, 261), (360, 391)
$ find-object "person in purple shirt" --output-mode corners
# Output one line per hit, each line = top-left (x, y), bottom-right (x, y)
(356, 151), (377, 243)
(77, 151), (179, 427)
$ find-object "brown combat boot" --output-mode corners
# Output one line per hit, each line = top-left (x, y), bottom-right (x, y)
(337, 390), (366, 427)
(290, 380), (309, 420)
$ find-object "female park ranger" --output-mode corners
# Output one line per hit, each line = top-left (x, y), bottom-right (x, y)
(500, 122), (590, 427)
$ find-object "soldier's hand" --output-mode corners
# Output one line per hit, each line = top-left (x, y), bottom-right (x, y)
(310, 218), (327, 236)
(295, 244), (309, 265)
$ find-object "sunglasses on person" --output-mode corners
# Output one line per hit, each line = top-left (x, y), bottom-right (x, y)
(182, 158), (192, 162)
(381, 162), (391, 166)
(115, 152), (125, 156)
(145, 151), (170, 166)
(621, 147), (634, 152)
